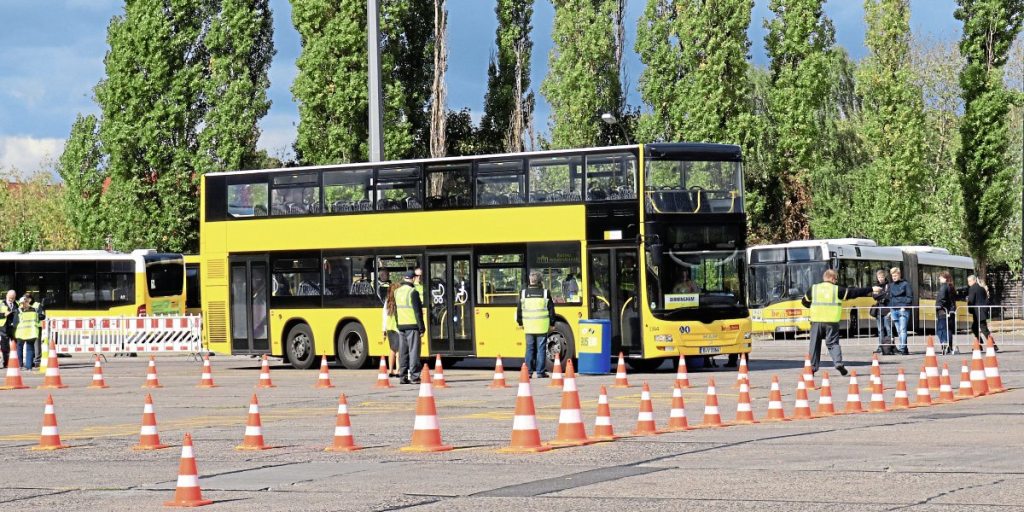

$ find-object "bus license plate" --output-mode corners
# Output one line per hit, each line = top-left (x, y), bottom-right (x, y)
(699, 346), (721, 355)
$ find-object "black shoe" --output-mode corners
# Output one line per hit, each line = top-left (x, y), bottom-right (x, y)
(538, 371), (549, 378)
(410, 378), (421, 385)
(400, 376), (411, 385)
(900, 348), (910, 356)
(836, 365), (848, 376)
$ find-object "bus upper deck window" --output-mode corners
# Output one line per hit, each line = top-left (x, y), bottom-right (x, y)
(585, 153), (636, 202)
(324, 169), (373, 213)
(529, 156), (582, 204)
(477, 160), (525, 206)
(376, 167), (421, 211)
(426, 164), (472, 209)
(271, 173), (320, 216)
(227, 182), (268, 218)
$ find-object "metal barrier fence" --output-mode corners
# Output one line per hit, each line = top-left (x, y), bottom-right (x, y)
(46, 315), (204, 356)
(753, 305), (1022, 350)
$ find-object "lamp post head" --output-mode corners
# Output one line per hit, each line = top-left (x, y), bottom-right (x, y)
(601, 112), (618, 125)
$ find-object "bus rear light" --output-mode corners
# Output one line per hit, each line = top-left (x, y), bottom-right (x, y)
(785, 309), (803, 317)
(137, 304), (148, 317)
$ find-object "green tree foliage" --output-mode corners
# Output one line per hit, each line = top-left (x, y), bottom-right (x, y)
(479, 0), (535, 153)
(542, 0), (621, 149)
(56, 114), (107, 248)
(0, 170), (79, 251)
(955, 0), (1024, 275)
(851, 0), (930, 246)
(198, 0), (275, 173)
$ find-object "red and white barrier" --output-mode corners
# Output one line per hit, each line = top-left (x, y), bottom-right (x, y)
(47, 316), (203, 355)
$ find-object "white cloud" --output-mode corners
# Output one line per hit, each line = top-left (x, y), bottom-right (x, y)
(0, 135), (64, 175)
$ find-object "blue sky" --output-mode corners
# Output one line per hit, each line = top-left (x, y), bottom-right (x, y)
(0, 0), (960, 172)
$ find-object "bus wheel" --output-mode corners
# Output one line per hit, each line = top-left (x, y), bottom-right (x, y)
(285, 323), (317, 370)
(336, 323), (369, 370)
(545, 322), (575, 370)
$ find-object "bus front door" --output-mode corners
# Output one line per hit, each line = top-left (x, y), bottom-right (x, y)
(229, 255), (270, 354)
(426, 253), (475, 355)
(588, 248), (641, 356)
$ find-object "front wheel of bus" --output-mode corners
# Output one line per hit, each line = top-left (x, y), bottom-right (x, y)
(545, 322), (574, 370)
(336, 323), (370, 370)
(285, 323), (317, 370)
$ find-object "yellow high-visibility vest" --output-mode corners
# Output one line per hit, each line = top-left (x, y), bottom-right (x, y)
(521, 289), (550, 334)
(810, 282), (842, 323)
(395, 285), (417, 327)
(15, 309), (39, 340)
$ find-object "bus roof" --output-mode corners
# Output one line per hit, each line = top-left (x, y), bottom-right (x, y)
(0, 249), (162, 262)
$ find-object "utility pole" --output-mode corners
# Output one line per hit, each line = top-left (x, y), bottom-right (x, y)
(368, 0), (384, 162)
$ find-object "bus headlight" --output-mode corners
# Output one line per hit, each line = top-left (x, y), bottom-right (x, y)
(654, 334), (673, 343)
(743, 332), (752, 339)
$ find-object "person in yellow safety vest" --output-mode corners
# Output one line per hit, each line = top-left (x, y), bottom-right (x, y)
(0, 290), (17, 368)
(25, 292), (45, 367)
(516, 270), (557, 379)
(801, 269), (876, 376)
(394, 271), (425, 385)
(14, 296), (40, 371)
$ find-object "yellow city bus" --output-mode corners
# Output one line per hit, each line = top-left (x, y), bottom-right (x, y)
(0, 250), (186, 318)
(199, 143), (751, 370)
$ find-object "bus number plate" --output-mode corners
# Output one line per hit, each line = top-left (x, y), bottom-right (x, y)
(699, 346), (721, 355)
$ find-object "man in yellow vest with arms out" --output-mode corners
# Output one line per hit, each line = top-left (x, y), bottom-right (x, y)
(517, 270), (556, 379)
(801, 269), (875, 376)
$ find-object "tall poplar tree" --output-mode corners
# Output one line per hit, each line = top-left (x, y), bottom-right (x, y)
(955, 0), (1024, 275)
(56, 114), (106, 249)
(542, 0), (621, 149)
(479, 0), (535, 153)
(852, 0), (929, 245)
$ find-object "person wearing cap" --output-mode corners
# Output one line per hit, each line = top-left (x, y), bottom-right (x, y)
(394, 270), (425, 384)
(517, 270), (556, 379)
(14, 296), (39, 371)
(801, 269), (875, 376)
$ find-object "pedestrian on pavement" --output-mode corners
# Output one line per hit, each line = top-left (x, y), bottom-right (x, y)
(15, 296), (39, 371)
(936, 271), (958, 354)
(395, 271), (425, 384)
(801, 269), (874, 376)
(517, 270), (556, 379)
(887, 268), (913, 355)
(0, 289), (17, 368)
(870, 270), (892, 355)
(382, 281), (401, 377)
(966, 274), (995, 351)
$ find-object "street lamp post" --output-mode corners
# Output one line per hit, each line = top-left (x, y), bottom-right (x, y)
(368, 0), (384, 163)
(601, 112), (632, 145)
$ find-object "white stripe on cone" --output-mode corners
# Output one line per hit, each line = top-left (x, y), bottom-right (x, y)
(559, 409), (583, 423)
(244, 426), (262, 436)
(512, 415), (538, 430)
(413, 415), (439, 430)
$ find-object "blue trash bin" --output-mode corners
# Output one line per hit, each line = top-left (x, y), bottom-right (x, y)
(577, 319), (612, 374)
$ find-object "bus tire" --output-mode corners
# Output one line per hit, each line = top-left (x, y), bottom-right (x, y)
(545, 322), (575, 371)
(285, 323), (317, 370)
(336, 322), (370, 370)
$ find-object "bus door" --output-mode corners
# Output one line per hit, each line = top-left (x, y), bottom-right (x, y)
(426, 252), (475, 355)
(588, 247), (641, 356)
(229, 255), (270, 354)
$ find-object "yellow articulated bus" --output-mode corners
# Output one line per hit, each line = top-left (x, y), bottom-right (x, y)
(0, 250), (186, 318)
(199, 143), (751, 370)
(746, 239), (973, 337)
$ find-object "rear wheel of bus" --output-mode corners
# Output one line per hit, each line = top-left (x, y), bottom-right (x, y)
(545, 321), (575, 370)
(336, 322), (370, 370)
(285, 323), (317, 370)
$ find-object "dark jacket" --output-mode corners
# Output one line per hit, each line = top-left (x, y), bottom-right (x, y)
(871, 280), (890, 316)
(1, 299), (17, 338)
(967, 283), (988, 320)
(516, 285), (556, 329)
(936, 283), (956, 313)
(888, 279), (914, 307)
(800, 284), (874, 309)
(395, 282), (425, 333)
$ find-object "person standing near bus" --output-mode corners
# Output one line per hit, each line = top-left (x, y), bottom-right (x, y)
(888, 268), (913, 356)
(24, 292), (45, 366)
(382, 282), (401, 377)
(517, 270), (556, 379)
(0, 290), (17, 368)
(871, 270), (892, 355)
(801, 269), (874, 376)
(966, 275), (995, 351)
(15, 296), (39, 371)
(395, 271), (425, 384)
(936, 271), (958, 354)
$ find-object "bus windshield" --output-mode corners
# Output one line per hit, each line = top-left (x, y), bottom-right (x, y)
(747, 261), (827, 308)
(645, 159), (743, 214)
(144, 255), (185, 298)
(645, 250), (745, 320)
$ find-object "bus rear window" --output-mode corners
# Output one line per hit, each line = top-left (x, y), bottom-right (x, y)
(146, 261), (184, 298)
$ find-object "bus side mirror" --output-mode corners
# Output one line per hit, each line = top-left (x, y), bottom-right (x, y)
(649, 243), (663, 267)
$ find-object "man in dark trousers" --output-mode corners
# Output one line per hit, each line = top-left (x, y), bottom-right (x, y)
(0, 289), (17, 368)
(966, 275), (996, 351)
(802, 269), (875, 376)
(394, 271), (425, 384)
(517, 270), (556, 379)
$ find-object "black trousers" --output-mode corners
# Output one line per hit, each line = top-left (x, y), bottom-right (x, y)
(970, 314), (991, 342)
(0, 334), (8, 368)
(808, 321), (843, 372)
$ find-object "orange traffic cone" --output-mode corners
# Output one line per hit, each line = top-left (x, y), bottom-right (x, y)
(401, 364), (453, 452)
(432, 354), (448, 389)
(983, 337), (1005, 393)
(141, 356), (162, 389)
(844, 371), (864, 414)
(549, 360), (594, 446)
(593, 385), (619, 440)
(817, 372), (836, 417)
(914, 366), (932, 407)
(314, 356), (334, 389)
(86, 354), (108, 389)
(632, 381), (661, 435)
(375, 356), (391, 388)
(732, 354), (750, 389)
(793, 377), (815, 419)
(764, 375), (788, 421)
(892, 368), (911, 409)
(164, 433), (213, 507)
(236, 394), (272, 450)
(969, 339), (989, 397)
(256, 354), (275, 389)
(133, 393), (169, 450)
(1, 341), (28, 390)
(699, 377), (726, 428)
(868, 377), (888, 413)
(937, 364), (956, 403)
(957, 360), (973, 398)
(325, 394), (362, 452)
(499, 364), (551, 453)
(801, 354), (816, 389)
(549, 355), (564, 388)
(611, 352), (630, 388)
(924, 337), (941, 391)
(488, 355), (508, 389)
(30, 394), (69, 450)
(665, 381), (691, 431)
(870, 353), (882, 389)
(675, 356), (691, 389)
(733, 379), (757, 424)
(38, 343), (67, 389)
(196, 354), (216, 388)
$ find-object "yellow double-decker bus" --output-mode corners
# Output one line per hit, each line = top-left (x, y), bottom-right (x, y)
(199, 143), (751, 370)
(0, 250), (186, 318)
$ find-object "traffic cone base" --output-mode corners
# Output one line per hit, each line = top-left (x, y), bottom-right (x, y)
(164, 433), (213, 507)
